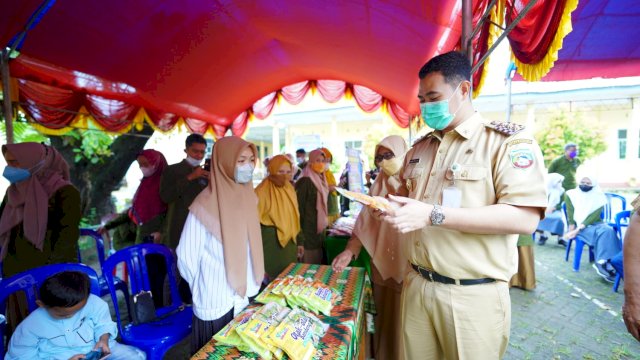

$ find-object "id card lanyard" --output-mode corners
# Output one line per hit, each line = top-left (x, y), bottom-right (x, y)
(442, 162), (462, 208)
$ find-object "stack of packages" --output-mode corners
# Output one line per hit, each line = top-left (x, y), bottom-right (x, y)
(326, 216), (356, 237)
(214, 302), (329, 360)
(255, 276), (341, 316)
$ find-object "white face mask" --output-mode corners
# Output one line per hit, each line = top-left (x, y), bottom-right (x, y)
(234, 163), (255, 184)
(185, 156), (202, 167)
(140, 166), (156, 178)
(324, 163), (330, 171)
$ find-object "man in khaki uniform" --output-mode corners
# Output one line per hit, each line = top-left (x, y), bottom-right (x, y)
(383, 51), (547, 359)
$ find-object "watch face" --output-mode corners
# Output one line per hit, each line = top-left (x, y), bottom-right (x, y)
(431, 206), (445, 225)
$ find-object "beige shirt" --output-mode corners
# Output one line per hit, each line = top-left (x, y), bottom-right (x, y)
(400, 113), (547, 282)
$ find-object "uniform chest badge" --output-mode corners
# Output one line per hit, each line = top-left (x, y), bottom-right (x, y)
(510, 149), (534, 169)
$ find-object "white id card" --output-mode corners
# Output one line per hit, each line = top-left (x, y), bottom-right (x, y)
(442, 186), (462, 208)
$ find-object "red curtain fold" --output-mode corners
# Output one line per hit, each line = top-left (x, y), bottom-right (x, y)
(316, 80), (347, 103)
(386, 101), (411, 128)
(505, 0), (566, 64)
(230, 112), (250, 137)
(18, 80), (84, 129)
(84, 95), (139, 133)
(144, 109), (182, 132)
(183, 118), (210, 135)
(252, 92), (278, 120)
(469, 0), (493, 94)
(352, 85), (383, 113)
(280, 81), (311, 105)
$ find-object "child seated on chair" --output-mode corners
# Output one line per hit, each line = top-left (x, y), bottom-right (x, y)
(6, 271), (146, 360)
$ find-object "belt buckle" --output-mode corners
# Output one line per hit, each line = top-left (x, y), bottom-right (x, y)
(428, 270), (434, 282)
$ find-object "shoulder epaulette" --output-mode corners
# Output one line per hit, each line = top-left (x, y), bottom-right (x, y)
(412, 130), (438, 146)
(486, 121), (525, 136)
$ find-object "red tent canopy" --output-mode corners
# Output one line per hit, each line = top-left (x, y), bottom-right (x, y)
(1, 0), (463, 135)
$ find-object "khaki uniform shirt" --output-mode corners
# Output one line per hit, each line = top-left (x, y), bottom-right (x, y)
(400, 113), (547, 282)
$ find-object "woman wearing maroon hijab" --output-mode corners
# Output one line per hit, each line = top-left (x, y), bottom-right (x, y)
(100, 149), (169, 306)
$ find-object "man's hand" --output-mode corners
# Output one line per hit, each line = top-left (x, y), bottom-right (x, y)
(297, 246), (304, 262)
(383, 195), (433, 233)
(331, 249), (354, 273)
(96, 226), (108, 235)
(188, 167), (210, 181)
(623, 299), (640, 341)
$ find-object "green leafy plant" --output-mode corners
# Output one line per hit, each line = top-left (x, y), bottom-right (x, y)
(65, 130), (115, 164)
(535, 111), (608, 166)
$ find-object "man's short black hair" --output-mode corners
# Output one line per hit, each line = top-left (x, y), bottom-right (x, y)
(186, 133), (207, 149)
(296, 148), (306, 155)
(39, 271), (90, 308)
(418, 51), (471, 86)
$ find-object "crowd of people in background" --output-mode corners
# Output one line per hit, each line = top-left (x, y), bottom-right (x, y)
(0, 50), (638, 359)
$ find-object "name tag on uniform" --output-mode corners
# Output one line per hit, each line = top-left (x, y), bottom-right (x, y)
(442, 186), (462, 208)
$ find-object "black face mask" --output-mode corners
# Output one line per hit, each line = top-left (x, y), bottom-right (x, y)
(579, 185), (593, 192)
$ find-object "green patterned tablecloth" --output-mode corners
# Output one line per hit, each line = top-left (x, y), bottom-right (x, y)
(192, 263), (373, 359)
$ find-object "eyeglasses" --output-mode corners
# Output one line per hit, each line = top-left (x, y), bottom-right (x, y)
(374, 152), (395, 162)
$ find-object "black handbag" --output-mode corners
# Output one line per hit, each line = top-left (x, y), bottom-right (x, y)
(131, 290), (157, 325)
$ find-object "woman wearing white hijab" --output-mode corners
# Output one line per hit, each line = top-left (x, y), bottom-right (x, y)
(177, 136), (264, 353)
(536, 173), (567, 245)
(564, 175), (621, 282)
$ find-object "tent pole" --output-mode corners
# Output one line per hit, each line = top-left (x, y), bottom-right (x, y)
(462, 0), (473, 63)
(471, 0), (539, 74)
(1, 50), (14, 144)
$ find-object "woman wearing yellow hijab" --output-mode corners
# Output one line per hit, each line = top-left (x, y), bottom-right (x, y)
(255, 155), (304, 279)
(320, 147), (340, 225)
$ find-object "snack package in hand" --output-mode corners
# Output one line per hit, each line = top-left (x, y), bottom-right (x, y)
(335, 187), (392, 212)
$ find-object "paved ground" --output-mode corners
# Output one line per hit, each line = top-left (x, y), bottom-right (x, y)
(506, 237), (640, 360)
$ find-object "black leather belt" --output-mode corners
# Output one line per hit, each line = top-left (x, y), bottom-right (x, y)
(411, 264), (496, 286)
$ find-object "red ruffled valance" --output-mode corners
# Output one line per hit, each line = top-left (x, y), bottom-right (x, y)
(14, 76), (411, 138)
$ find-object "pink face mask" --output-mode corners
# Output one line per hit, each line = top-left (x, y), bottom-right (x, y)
(140, 166), (156, 177)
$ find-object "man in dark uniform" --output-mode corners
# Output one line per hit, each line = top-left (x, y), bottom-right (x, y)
(548, 143), (581, 191)
(160, 133), (209, 303)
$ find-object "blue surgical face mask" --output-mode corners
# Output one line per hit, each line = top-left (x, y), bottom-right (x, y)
(235, 163), (255, 184)
(3, 166), (31, 184)
(420, 83), (463, 130)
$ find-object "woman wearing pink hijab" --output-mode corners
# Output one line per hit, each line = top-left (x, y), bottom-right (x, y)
(0, 142), (81, 336)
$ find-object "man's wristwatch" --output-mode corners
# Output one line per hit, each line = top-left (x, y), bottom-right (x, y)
(430, 204), (445, 226)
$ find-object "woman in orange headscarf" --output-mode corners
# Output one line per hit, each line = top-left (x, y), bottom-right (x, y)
(295, 149), (329, 264)
(332, 135), (409, 360)
(177, 136), (264, 354)
(255, 155), (304, 279)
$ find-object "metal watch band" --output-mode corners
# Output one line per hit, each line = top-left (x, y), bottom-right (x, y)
(430, 204), (445, 226)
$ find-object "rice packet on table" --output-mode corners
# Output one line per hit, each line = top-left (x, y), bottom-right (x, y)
(271, 276), (294, 295)
(213, 308), (258, 352)
(237, 302), (289, 360)
(255, 279), (287, 307)
(267, 308), (329, 360)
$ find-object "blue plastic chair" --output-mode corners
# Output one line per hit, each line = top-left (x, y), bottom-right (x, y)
(0, 263), (101, 357)
(604, 193), (627, 229)
(612, 210), (631, 292)
(78, 229), (132, 320)
(101, 244), (192, 360)
(562, 203), (595, 271)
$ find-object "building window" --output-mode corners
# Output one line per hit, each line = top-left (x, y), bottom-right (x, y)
(345, 140), (363, 150)
(618, 129), (627, 159)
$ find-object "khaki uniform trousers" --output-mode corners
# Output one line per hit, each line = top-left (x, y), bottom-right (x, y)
(401, 270), (511, 360)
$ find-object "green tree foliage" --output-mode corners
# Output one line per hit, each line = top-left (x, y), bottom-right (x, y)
(0, 114), (48, 144)
(63, 129), (114, 164)
(534, 112), (608, 166)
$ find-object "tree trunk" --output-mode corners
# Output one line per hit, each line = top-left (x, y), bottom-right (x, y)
(49, 127), (154, 225)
